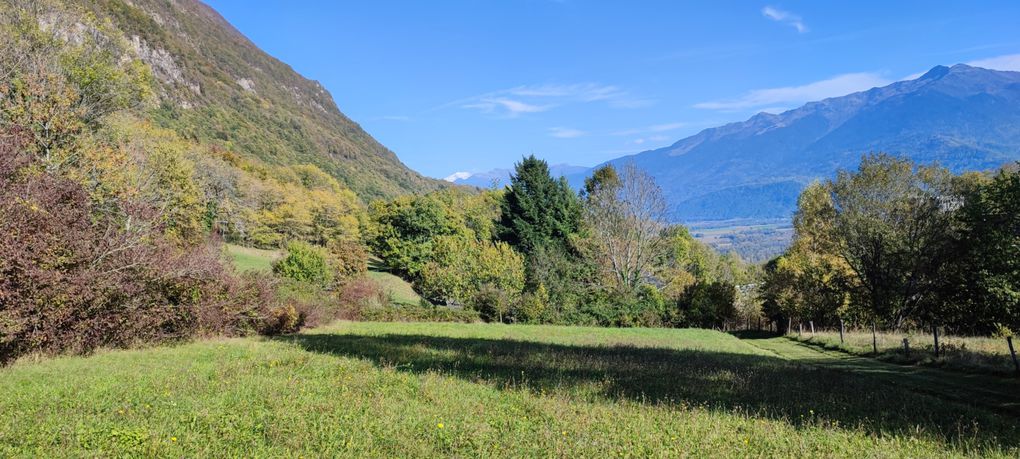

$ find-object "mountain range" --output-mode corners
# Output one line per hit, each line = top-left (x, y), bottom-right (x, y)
(566, 64), (1020, 221)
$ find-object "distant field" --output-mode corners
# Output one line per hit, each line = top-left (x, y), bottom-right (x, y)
(688, 219), (793, 262)
(224, 244), (281, 272)
(2, 322), (1019, 457)
(367, 270), (423, 306)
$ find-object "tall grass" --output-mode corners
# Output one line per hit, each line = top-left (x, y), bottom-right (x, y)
(2, 322), (1018, 457)
(788, 329), (1020, 375)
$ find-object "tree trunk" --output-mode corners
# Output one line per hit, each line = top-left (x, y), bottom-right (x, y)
(932, 324), (940, 358)
(871, 321), (878, 354)
(809, 321), (815, 334)
(839, 318), (845, 344)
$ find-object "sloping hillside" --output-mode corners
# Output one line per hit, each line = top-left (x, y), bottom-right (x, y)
(60, 0), (441, 199)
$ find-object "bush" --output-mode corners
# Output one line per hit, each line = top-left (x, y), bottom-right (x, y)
(338, 277), (389, 317)
(512, 284), (550, 324)
(0, 134), (282, 364)
(273, 241), (335, 287)
(328, 239), (369, 282)
(470, 285), (513, 323)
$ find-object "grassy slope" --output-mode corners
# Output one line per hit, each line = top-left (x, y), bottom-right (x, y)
(786, 330), (1020, 375)
(747, 335), (1020, 418)
(224, 244), (280, 273)
(2, 322), (1018, 457)
(223, 245), (424, 305)
(367, 271), (422, 306)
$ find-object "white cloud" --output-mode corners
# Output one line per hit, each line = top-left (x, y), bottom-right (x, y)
(443, 171), (473, 182)
(631, 134), (672, 146)
(612, 122), (688, 136)
(548, 127), (587, 138)
(508, 83), (622, 101)
(967, 53), (1020, 72)
(762, 6), (807, 33)
(695, 72), (892, 111)
(462, 98), (552, 116)
(453, 83), (652, 117)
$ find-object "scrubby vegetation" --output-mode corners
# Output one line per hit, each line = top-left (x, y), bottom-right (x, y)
(0, 0), (411, 362)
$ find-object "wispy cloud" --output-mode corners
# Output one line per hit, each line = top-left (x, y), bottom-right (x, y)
(548, 127), (587, 138)
(967, 53), (1020, 72)
(762, 6), (807, 33)
(694, 72), (891, 111)
(630, 134), (672, 146)
(612, 122), (688, 136)
(462, 98), (553, 116)
(451, 83), (653, 117)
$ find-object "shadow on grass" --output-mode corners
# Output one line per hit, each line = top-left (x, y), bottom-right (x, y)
(277, 332), (1020, 450)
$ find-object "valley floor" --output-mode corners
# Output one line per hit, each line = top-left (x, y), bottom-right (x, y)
(2, 322), (1019, 457)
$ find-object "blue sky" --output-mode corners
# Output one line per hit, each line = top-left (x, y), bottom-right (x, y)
(204, 0), (1020, 180)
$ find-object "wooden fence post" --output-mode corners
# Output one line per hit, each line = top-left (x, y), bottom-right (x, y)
(839, 318), (845, 345)
(871, 321), (878, 354)
(932, 325), (940, 358)
(1008, 336), (1019, 375)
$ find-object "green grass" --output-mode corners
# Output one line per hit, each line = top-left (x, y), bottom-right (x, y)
(787, 330), (1020, 375)
(2, 322), (1019, 457)
(367, 270), (423, 306)
(224, 244), (281, 273)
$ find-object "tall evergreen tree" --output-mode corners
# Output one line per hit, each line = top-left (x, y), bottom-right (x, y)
(498, 155), (582, 254)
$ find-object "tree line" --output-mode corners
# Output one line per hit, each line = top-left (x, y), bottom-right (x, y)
(761, 154), (1020, 338)
(368, 157), (756, 328)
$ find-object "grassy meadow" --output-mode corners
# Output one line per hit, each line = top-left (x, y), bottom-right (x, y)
(788, 330), (1020, 375)
(224, 244), (281, 273)
(3, 322), (1019, 457)
(367, 271), (423, 306)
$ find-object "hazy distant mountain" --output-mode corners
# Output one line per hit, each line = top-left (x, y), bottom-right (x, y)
(579, 64), (1020, 221)
(446, 164), (589, 188)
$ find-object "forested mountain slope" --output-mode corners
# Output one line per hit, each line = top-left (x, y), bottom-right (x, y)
(44, 0), (441, 199)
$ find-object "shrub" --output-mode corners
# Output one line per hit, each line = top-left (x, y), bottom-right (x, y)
(327, 239), (369, 282)
(338, 277), (389, 317)
(273, 241), (335, 287)
(512, 284), (550, 324)
(470, 285), (512, 323)
(0, 133), (279, 364)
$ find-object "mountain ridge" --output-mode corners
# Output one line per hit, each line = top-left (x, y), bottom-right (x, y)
(69, 0), (443, 200)
(575, 64), (1020, 221)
